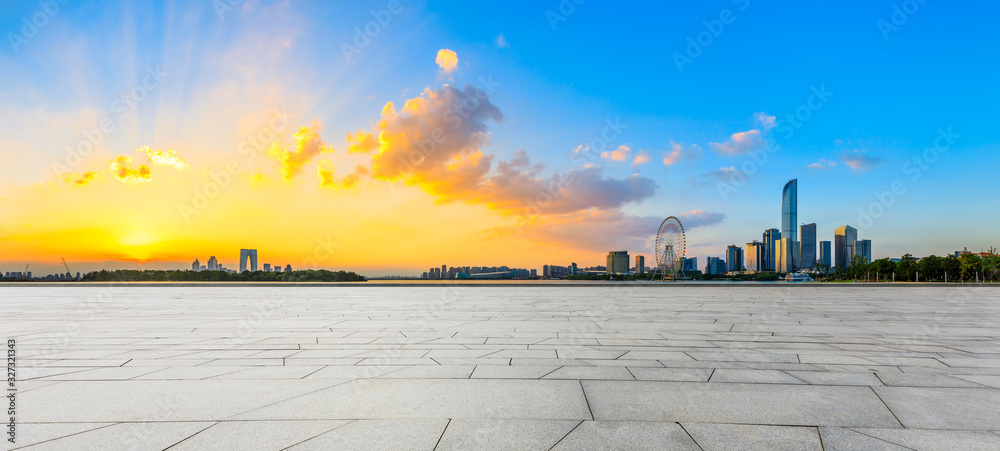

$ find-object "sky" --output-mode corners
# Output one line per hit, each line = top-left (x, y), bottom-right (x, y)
(1, 0), (998, 276)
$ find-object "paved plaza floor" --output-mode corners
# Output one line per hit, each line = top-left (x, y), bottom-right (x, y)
(4, 284), (1000, 450)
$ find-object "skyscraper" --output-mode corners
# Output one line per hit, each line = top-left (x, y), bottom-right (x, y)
(834, 225), (858, 270)
(763, 228), (780, 271)
(781, 179), (798, 242)
(635, 255), (645, 275)
(207, 256), (218, 271)
(192, 259), (200, 271)
(818, 241), (832, 269)
(682, 257), (698, 273)
(263, 263), (271, 272)
(746, 241), (765, 272)
(726, 245), (743, 272)
(606, 251), (629, 274)
(800, 223), (817, 270)
(239, 249), (258, 272)
(855, 239), (872, 263)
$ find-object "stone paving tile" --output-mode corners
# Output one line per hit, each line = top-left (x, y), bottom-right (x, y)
(785, 370), (883, 386)
(541, 366), (634, 380)
(167, 420), (351, 451)
(682, 423), (823, 450)
(817, 427), (911, 450)
(470, 365), (561, 379)
(9, 422), (113, 449)
(708, 369), (806, 384)
(286, 419), (448, 450)
(16, 421), (213, 451)
(233, 379), (592, 420)
(583, 381), (901, 427)
(550, 420), (701, 450)
(435, 419), (579, 451)
(853, 427), (1000, 451)
(873, 386), (1000, 429)
(627, 367), (714, 382)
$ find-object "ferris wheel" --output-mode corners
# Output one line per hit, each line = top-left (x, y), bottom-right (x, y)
(654, 216), (686, 280)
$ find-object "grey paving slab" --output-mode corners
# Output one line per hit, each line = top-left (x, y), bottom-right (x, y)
(470, 365), (561, 379)
(853, 428), (1000, 451)
(16, 421), (212, 451)
(435, 419), (579, 451)
(167, 420), (350, 451)
(817, 427), (911, 450)
(233, 379), (592, 420)
(708, 369), (806, 384)
(10, 422), (112, 449)
(873, 386), (1000, 429)
(682, 423), (823, 450)
(286, 419), (448, 450)
(550, 421), (701, 450)
(583, 381), (901, 427)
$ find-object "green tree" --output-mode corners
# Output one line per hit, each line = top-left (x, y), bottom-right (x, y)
(960, 254), (984, 281)
(942, 255), (961, 282)
(897, 253), (916, 281)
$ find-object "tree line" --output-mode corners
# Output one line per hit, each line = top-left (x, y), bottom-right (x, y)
(82, 269), (367, 282)
(829, 248), (1000, 282)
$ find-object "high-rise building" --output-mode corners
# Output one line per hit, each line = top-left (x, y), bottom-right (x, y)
(635, 255), (645, 275)
(781, 179), (798, 242)
(726, 245), (743, 272)
(682, 257), (698, 273)
(263, 263), (271, 272)
(239, 249), (258, 272)
(285, 264), (292, 272)
(775, 237), (800, 273)
(606, 251), (629, 274)
(855, 239), (872, 263)
(207, 256), (218, 271)
(800, 223), (817, 270)
(834, 225), (858, 270)
(704, 257), (726, 275)
(746, 241), (765, 272)
(192, 259), (200, 271)
(570, 262), (578, 276)
(818, 241), (832, 269)
(763, 228), (780, 271)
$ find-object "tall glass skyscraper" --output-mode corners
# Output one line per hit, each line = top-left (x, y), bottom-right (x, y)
(834, 225), (857, 270)
(781, 179), (798, 242)
(239, 249), (258, 272)
(800, 223), (817, 269)
(762, 228), (780, 271)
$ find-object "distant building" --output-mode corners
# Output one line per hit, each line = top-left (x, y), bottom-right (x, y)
(207, 256), (218, 271)
(746, 241), (765, 272)
(726, 245), (744, 272)
(192, 259), (200, 271)
(704, 257), (726, 275)
(635, 255), (645, 275)
(240, 249), (258, 272)
(543, 264), (571, 278)
(606, 251), (629, 274)
(570, 262), (578, 276)
(834, 225), (858, 270)
(263, 263), (271, 272)
(682, 257), (698, 273)
(818, 241), (832, 269)
(530, 269), (537, 277)
(763, 228), (780, 271)
(285, 264), (292, 272)
(855, 239), (872, 263)
(800, 223), (817, 270)
(199, 265), (206, 271)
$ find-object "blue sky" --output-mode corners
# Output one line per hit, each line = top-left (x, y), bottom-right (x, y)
(1, 0), (998, 274)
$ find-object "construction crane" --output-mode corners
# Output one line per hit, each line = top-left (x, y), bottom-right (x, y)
(61, 258), (75, 281)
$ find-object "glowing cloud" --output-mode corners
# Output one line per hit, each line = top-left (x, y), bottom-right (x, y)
(807, 158), (837, 169)
(317, 160), (363, 189)
(600, 145), (631, 161)
(710, 129), (763, 156)
(271, 124), (335, 182)
(435, 48), (458, 74)
(631, 150), (651, 167)
(138, 146), (188, 170)
(346, 129), (379, 153)
(679, 209), (727, 228)
(110, 156), (151, 183)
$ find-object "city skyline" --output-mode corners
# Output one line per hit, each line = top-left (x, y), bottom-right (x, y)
(2, 2), (999, 277)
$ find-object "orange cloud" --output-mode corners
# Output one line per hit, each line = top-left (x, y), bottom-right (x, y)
(632, 150), (651, 167)
(662, 141), (701, 166)
(317, 161), (364, 189)
(346, 129), (379, 153)
(435, 49), (458, 74)
(110, 156), (151, 183)
(271, 124), (335, 182)
(710, 129), (763, 156)
(600, 145), (631, 161)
